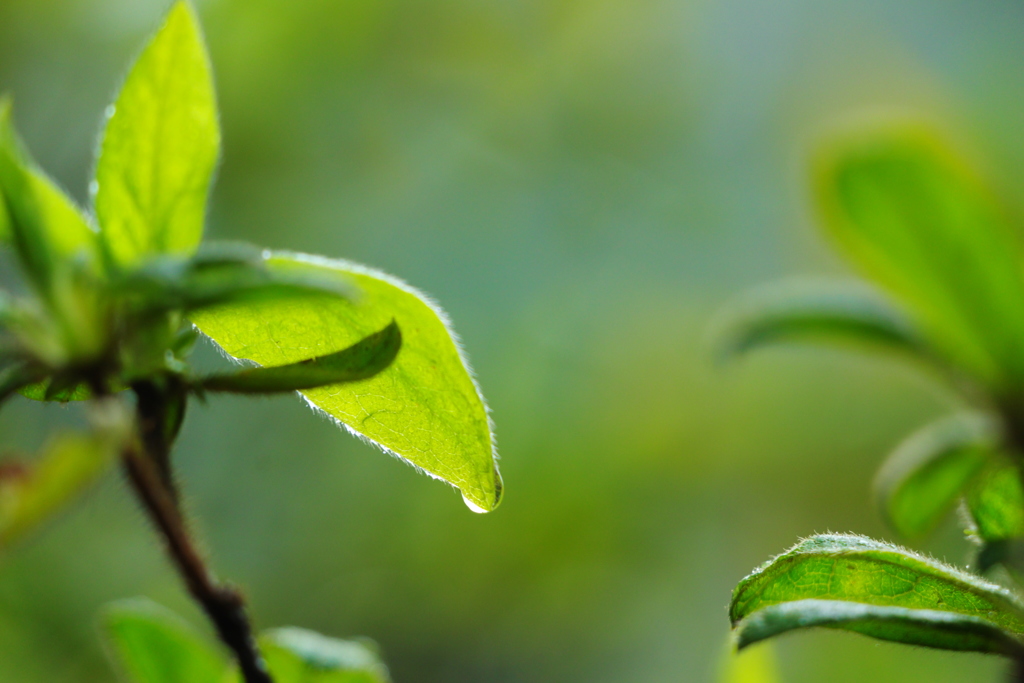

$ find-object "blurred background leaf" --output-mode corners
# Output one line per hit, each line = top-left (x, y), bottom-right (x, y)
(2, 0), (1024, 682)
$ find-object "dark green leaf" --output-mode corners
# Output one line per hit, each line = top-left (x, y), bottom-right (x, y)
(101, 598), (224, 683)
(714, 280), (933, 365)
(734, 599), (1024, 655)
(874, 413), (996, 539)
(815, 123), (1024, 391)
(191, 252), (502, 512)
(94, 1), (219, 268)
(731, 534), (1024, 654)
(198, 322), (400, 394)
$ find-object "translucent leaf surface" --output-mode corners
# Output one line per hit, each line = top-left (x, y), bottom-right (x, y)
(101, 598), (224, 683)
(227, 628), (390, 683)
(815, 123), (1024, 390)
(730, 534), (1024, 654)
(94, 1), (219, 268)
(714, 280), (932, 364)
(191, 252), (501, 512)
(734, 599), (1024, 655)
(874, 413), (996, 538)
(199, 322), (400, 394)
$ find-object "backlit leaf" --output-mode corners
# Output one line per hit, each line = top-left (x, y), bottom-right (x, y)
(190, 252), (502, 512)
(94, 1), (219, 268)
(730, 534), (1024, 654)
(874, 413), (996, 538)
(198, 322), (400, 394)
(101, 598), (224, 683)
(815, 123), (1024, 391)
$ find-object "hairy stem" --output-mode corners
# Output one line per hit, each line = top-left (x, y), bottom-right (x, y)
(123, 385), (272, 683)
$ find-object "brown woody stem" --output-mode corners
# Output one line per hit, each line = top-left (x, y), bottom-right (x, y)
(123, 382), (272, 683)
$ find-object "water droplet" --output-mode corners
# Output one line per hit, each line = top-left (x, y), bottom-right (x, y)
(89, 180), (99, 196)
(461, 493), (488, 514)
(261, 249), (271, 260)
(104, 104), (116, 119)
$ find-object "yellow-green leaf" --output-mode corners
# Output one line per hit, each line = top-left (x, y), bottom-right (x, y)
(190, 252), (502, 512)
(94, 1), (219, 268)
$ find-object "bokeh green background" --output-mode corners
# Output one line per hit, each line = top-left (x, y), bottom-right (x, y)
(2, 0), (1024, 681)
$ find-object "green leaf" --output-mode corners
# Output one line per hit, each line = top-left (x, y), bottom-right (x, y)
(874, 413), (996, 539)
(0, 99), (99, 293)
(713, 279), (938, 366)
(190, 252), (502, 512)
(733, 599), (1024, 655)
(253, 628), (390, 683)
(114, 248), (353, 316)
(101, 598), (224, 683)
(730, 534), (1024, 654)
(0, 362), (48, 407)
(94, 0), (219, 268)
(0, 408), (128, 549)
(814, 122), (1024, 391)
(967, 459), (1024, 543)
(198, 322), (400, 394)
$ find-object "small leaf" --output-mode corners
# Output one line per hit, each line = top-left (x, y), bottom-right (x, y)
(874, 413), (996, 539)
(734, 599), (1024, 655)
(0, 409), (129, 549)
(714, 279), (934, 365)
(967, 459), (1024, 543)
(730, 534), (1024, 654)
(814, 122), (1024, 391)
(255, 628), (390, 683)
(101, 598), (224, 683)
(198, 322), (400, 394)
(94, 0), (219, 268)
(0, 99), (98, 293)
(190, 252), (502, 512)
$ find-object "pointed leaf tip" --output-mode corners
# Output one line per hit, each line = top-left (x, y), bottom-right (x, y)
(190, 252), (501, 512)
(95, 0), (219, 267)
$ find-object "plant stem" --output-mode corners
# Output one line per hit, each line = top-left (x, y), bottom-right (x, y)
(123, 432), (272, 683)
